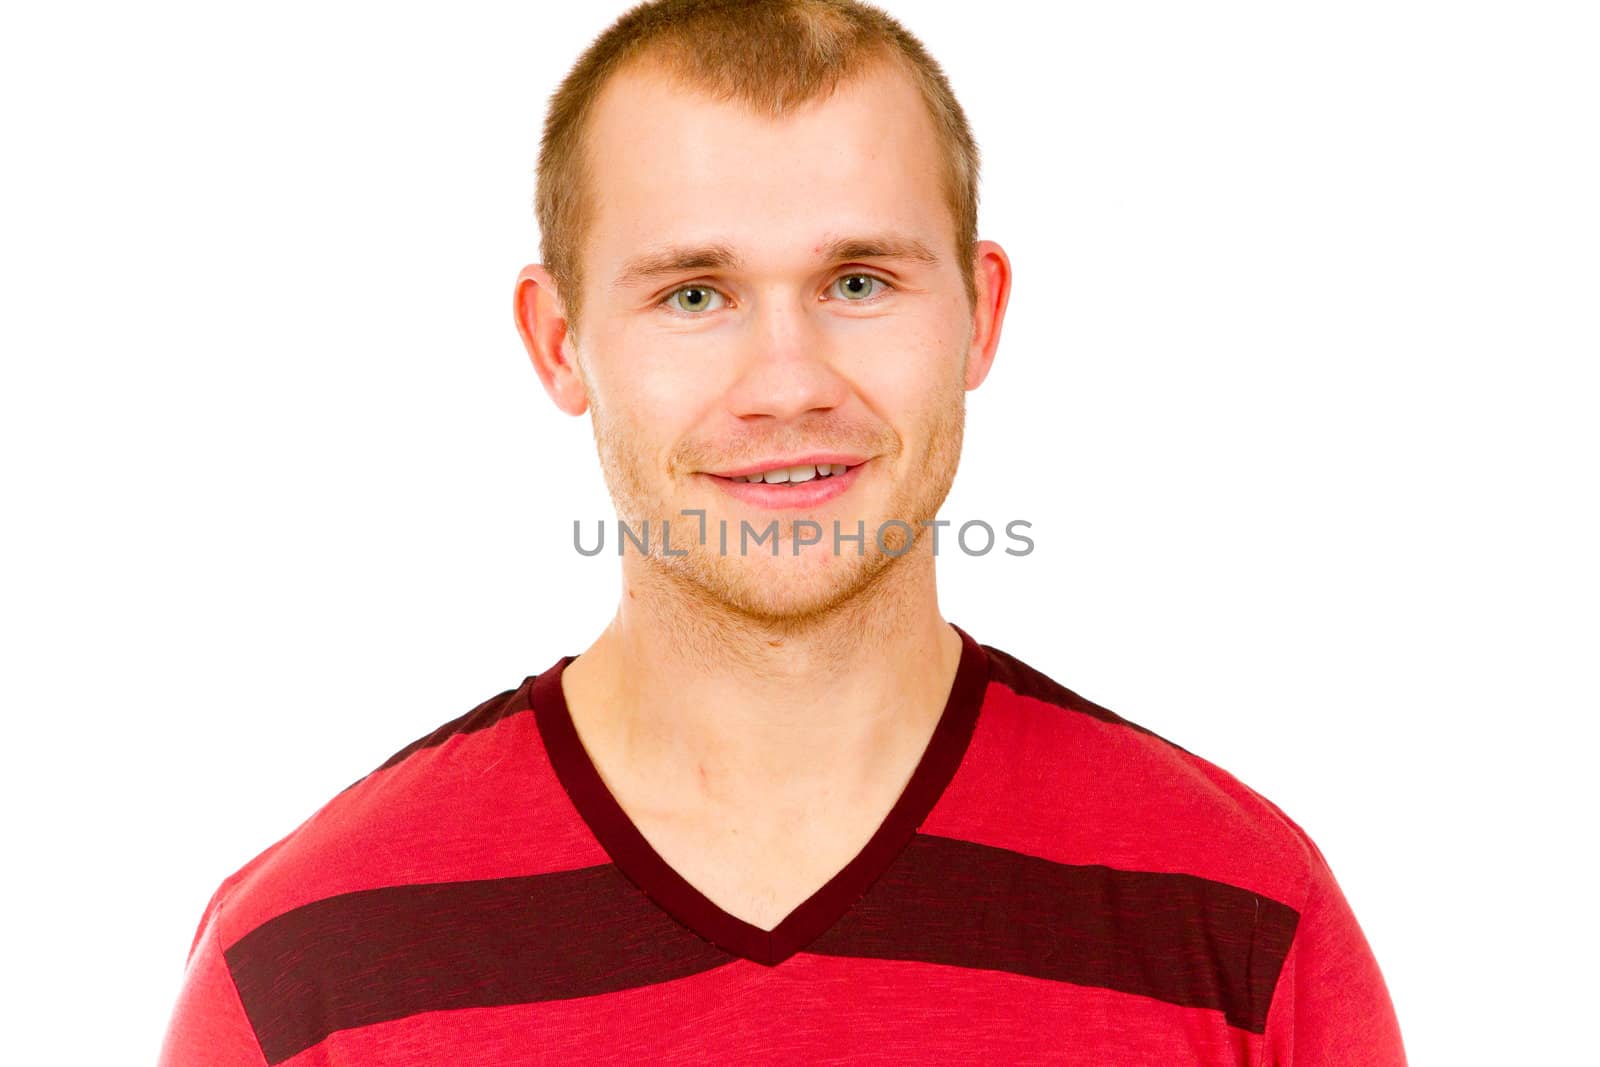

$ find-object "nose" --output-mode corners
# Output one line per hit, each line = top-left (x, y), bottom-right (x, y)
(723, 292), (850, 422)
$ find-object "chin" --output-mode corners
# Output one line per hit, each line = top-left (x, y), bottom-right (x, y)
(655, 541), (900, 624)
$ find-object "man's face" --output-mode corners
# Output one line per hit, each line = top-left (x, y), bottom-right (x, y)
(570, 57), (980, 622)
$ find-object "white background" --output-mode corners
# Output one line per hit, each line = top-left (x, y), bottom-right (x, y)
(2, 1), (1595, 1063)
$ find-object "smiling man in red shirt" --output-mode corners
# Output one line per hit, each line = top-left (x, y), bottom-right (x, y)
(160, 2), (1405, 1063)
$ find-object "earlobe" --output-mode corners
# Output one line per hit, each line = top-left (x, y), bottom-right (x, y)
(513, 265), (589, 416)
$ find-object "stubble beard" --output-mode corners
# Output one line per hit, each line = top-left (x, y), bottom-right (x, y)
(588, 386), (966, 630)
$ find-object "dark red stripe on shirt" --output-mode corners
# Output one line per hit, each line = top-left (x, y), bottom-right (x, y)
(818, 833), (1300, 1034)
(224, 841), (1297, 1061)
(223, 864), (735, 1065)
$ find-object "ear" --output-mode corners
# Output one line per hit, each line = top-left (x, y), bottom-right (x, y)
(513, 264), (588, 416)
(963, 240), (1012, 392)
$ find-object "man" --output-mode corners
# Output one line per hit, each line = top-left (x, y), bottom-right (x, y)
(160, 0), (1405, 1063)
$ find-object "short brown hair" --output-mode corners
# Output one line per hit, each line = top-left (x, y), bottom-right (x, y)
(535, 0), (981, 334)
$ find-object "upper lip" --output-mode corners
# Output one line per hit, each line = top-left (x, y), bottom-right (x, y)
(706, 454), (869, 479)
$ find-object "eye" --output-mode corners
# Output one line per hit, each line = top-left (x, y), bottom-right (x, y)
(828, 273), (890, 302)
(663, 285), (728, 314)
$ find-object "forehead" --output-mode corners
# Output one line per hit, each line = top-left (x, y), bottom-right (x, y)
(580, 57), (953, 285)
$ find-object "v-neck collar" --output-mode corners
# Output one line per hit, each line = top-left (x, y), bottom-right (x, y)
(530, 623), (990, 966)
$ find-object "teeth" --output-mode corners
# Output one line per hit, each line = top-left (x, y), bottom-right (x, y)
(729, 463), (851, 483)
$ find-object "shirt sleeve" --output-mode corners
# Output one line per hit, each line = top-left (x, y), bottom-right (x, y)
(1259, 837), (1406, 1066)
(158, 892), (270, 1067)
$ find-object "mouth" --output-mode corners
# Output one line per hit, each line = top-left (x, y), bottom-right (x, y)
(700, 458), (869, 511)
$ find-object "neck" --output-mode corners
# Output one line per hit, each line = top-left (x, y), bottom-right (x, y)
(560, 538), (963, 816)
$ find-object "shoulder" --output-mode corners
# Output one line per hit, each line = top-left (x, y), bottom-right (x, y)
(195, 663), (603, 951)
(974, 643), (1405, 1059)
(948, 641), (1328, 911)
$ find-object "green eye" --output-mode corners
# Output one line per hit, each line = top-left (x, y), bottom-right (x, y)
(668, 286), (725, 313)
(833, 274), (886, 301)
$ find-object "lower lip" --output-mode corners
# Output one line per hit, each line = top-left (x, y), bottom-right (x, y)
(702, 462), (866, 510)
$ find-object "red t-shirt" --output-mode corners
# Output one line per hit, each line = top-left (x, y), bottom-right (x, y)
(160, 625), (1405, 1065)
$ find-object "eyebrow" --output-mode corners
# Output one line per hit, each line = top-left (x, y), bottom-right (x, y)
(611, 243), (742, 291)
(609, 233), (941, 291)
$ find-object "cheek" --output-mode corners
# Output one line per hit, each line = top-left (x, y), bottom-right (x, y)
(588, 326), (727, 447)
(848, 315), (967, 409)
(628, 355), (727, 429)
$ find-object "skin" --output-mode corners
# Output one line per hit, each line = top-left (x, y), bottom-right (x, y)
(514, 55), (1011, 928)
